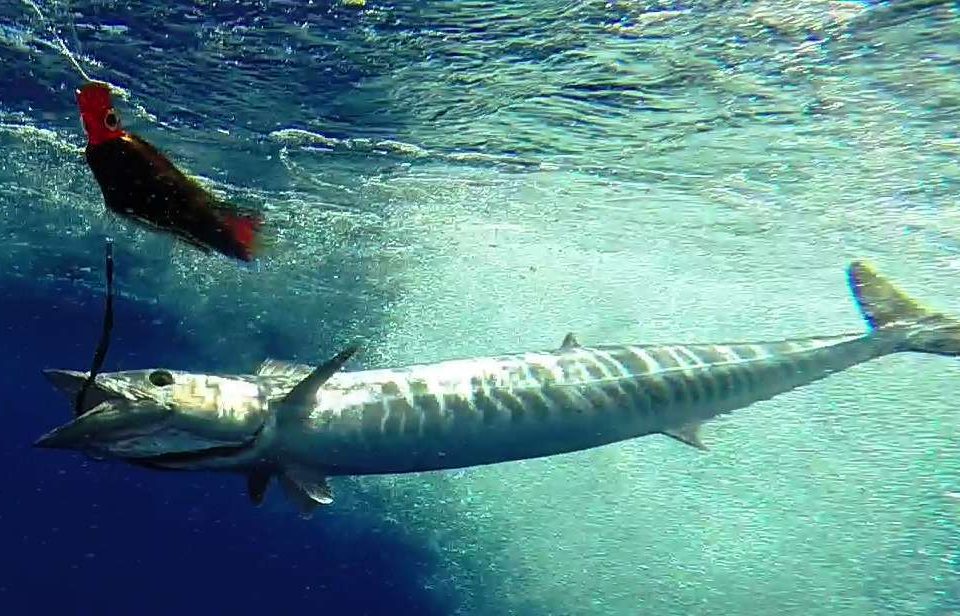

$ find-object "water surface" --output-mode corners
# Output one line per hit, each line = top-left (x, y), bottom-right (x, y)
(1, 1), (959, 614)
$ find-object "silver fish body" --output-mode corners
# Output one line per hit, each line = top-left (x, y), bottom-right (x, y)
(281, 332), (888, 475)
(35, 261), (960, 514)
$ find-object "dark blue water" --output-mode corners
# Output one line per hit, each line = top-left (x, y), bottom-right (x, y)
(2, 1), (465, 610)
(4, 1), (960, 614)
(1, 277), (458, 615)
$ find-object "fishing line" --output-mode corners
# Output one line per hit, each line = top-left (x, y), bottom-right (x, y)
(21, 0), (95, 83)
(22, 0), (161, 127)
(74, 239), (115, 417)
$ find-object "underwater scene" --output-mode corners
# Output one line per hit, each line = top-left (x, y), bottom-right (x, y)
(2, 1), (959, 614)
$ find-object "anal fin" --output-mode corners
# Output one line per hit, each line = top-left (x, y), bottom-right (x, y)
(662, 422), (707, 451)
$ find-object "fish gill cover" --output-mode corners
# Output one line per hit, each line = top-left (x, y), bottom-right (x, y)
(1, 0), (959, 615)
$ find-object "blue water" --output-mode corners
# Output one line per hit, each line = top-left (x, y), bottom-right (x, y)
(3, 1), (960, 614)
(3, 284), (454, 615)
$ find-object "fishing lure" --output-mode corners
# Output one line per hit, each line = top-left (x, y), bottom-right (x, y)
(76, 81), (264, 261)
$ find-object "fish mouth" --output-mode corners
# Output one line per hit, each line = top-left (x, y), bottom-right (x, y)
(33, 399), (171, 451)
(43, 369), (122, 415)
(34, 403), (260, 468)
(34, 408), (109, 449)
(38, 369), (112, 449)
(37, 368), (263, 464)
(37, 368), (167, 452)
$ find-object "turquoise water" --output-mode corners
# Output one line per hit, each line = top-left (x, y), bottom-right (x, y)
(2, 1), (959, 614)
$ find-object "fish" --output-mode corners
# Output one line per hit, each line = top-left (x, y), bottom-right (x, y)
(76, 81), (265, 262)
(34, 261), (960, 515)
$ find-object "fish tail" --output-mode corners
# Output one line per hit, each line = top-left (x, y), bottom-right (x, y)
(847, 261), (960, 356)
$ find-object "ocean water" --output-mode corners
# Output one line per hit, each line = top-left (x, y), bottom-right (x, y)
(1, 0), (959, 614)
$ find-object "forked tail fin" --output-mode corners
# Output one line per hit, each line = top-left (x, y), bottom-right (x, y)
(847, 261), (960, 356)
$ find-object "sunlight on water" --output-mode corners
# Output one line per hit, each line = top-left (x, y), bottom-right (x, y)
(2, 0), (959, 614)
(366, 160), (960, 614)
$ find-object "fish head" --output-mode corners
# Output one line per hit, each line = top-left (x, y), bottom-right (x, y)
(36, 368), (268, 466)
(76, 81), (124, 146)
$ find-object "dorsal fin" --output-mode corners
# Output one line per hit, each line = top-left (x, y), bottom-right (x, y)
(662, 422), (707, 451)
(560, 332), (580, 350)
(278, 345), (360, 411)
(256, 358), (314, 379)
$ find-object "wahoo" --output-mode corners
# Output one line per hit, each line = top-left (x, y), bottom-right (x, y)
(35, 262), (960, 515)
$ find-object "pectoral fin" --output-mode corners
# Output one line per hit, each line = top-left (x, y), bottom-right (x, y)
(662, 422), (707, 451)
(278, 466), (334, 517)
(246, 470), (271, 506)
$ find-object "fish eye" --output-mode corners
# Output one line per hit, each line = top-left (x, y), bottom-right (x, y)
(148, 370), (175, 387)
(104, 108), (120, 131)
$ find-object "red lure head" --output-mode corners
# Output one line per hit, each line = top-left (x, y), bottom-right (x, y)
(76, 82), (124, 146)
